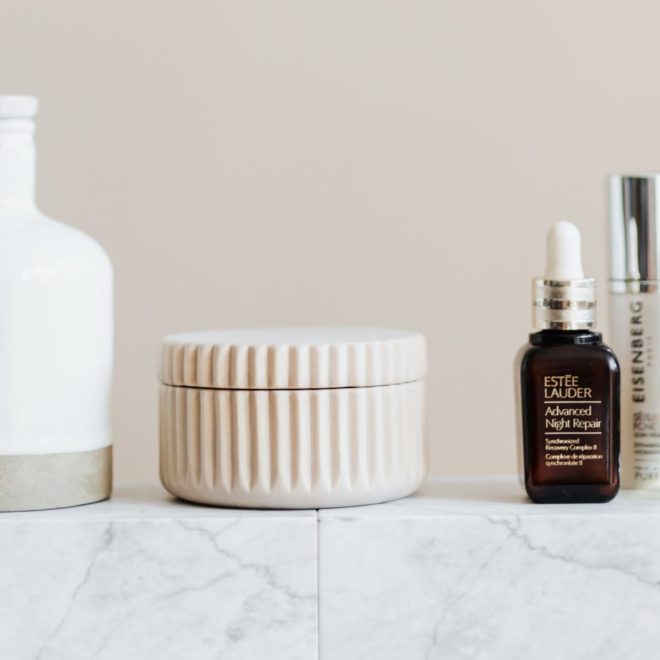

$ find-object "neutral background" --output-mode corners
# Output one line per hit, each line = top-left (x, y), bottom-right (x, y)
(0, 1), (657, 484)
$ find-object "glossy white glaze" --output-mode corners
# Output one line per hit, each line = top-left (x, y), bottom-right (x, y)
(0, 96), (113, 455)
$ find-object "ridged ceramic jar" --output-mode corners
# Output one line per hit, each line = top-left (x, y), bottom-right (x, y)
(159, 327), (427, 508)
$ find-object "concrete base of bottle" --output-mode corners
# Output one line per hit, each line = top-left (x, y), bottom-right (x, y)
(0, 446), (112, 511)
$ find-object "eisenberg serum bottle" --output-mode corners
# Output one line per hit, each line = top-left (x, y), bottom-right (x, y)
(609, 175), (660, 489)
(518, 222), (620, 503)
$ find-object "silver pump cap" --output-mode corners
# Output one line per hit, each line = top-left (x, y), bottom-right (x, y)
(610, 174), (660, 293)
(532, 222), (596, 330)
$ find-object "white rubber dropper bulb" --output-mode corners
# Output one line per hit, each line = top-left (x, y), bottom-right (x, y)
(544, 221), (585, 280)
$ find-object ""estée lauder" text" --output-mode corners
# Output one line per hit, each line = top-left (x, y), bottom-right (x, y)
(544, 374), (592, 400)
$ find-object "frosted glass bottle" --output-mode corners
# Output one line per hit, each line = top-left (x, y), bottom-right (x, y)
(0, 96), (113, 510)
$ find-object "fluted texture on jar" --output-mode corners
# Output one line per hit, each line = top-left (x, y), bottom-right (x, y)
(159, 381), (426, 508)
(159, 332), (427, 390)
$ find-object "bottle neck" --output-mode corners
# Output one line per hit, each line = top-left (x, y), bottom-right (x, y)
(0, 118), (36, 209)
(529, 329), (602, 346)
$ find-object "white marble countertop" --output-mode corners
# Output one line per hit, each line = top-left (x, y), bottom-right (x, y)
(6, 476), (660, 519)
(2, 478), (660, 660)
(320, 478), (660, 660)
(0, 485), (318, 660)
(336, 475), (660, 517)
(0, 483), (317, 520)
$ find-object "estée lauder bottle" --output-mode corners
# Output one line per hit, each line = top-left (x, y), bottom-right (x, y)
(517, 222), (620, 503)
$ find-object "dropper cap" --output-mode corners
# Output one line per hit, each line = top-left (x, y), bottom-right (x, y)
(532, 222), (596, 330)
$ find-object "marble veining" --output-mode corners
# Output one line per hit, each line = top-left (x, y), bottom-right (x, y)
(318, 478), (660, 660)
(0, 487), (317, 660)
(5, 480), (660, 660)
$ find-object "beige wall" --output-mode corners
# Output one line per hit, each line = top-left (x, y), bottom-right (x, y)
(0, 1), (655, 483)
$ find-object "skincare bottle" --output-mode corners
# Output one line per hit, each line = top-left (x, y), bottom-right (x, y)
(609, 175), (660, 489)
(518, 222), (620, 503)
(0, 96), (113, 511)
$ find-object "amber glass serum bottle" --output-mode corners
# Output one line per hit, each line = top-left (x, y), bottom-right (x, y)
(518, 222), (620, 503)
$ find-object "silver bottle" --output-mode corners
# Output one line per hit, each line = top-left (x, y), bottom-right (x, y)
(609, 174), (660, 489)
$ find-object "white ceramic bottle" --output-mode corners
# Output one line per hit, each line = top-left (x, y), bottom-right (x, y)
(0, 96), (113, 510)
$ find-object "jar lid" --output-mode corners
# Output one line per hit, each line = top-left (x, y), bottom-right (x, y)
(159, 326), (427, 390)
